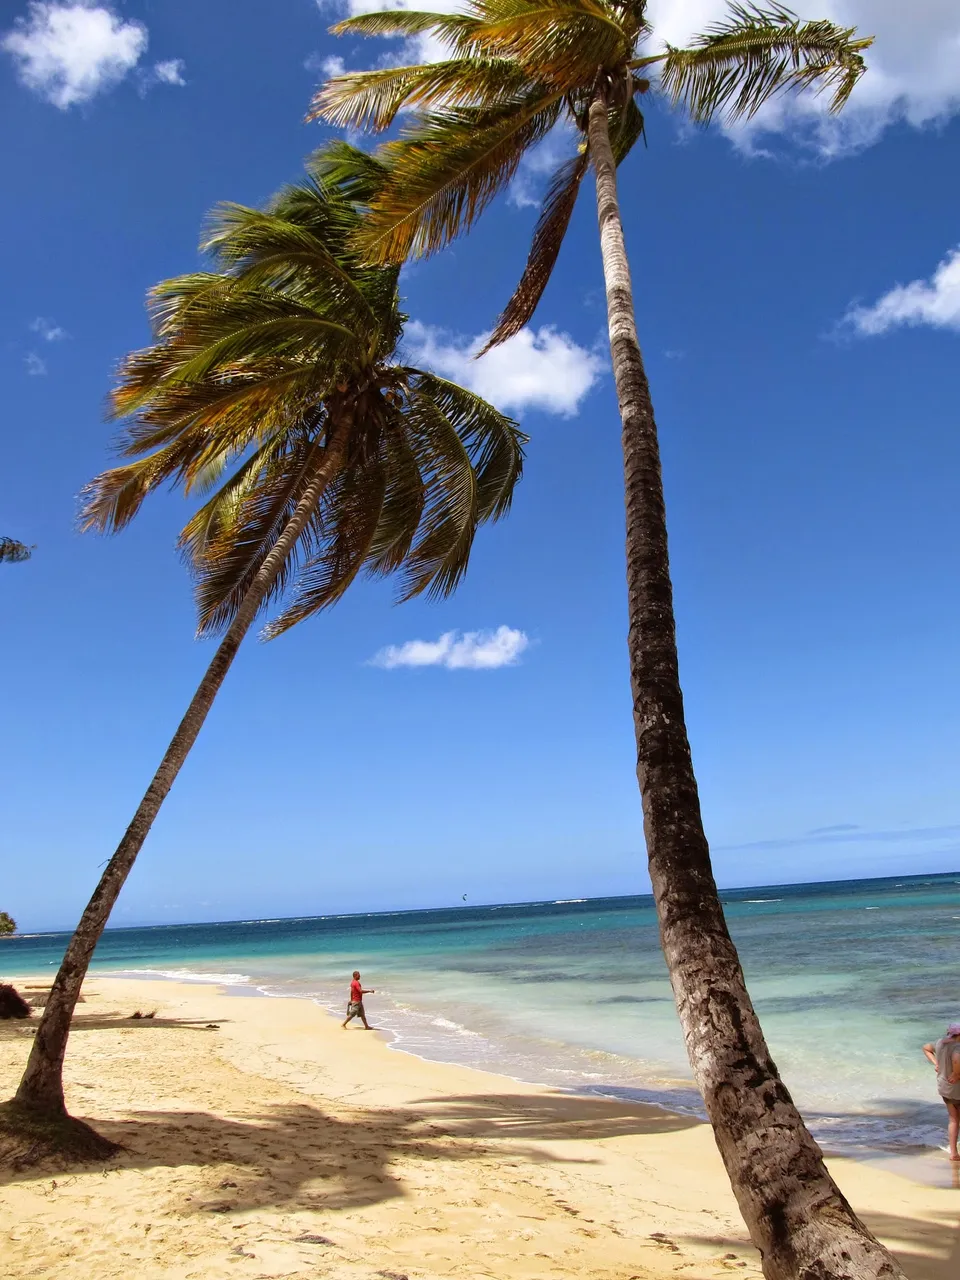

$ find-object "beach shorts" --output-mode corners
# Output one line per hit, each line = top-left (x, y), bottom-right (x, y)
(347, 1001), (363, 1017)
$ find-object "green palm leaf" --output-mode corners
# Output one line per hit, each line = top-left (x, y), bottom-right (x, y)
(657, 3), (871, 122)
(398, 388), (481, 601)
(262, 456), (388, 636)
(187, 436), (324, 635)
(364, 421), (427, 575)
(472, 3), (631, 91)
(330, 9), (485, 56)
(309, 58), (530, 132)
(408, 372), (526, 522)
(357, 93), (564, 262)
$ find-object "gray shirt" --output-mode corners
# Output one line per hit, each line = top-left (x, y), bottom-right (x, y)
(935, 1037), (960, 1101)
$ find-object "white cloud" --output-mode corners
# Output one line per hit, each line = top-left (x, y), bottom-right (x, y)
(644, 0), (960, 156)
(371, 626), (530, 670)
(24, 352), (47, 376)
(2, 2), (148, 109)
(843, 245), (960, 336)
(305, 51), (348, 76)
(150, 58), (186, 87)
(29, 316), (66, 341)
(407, 321), (604, 417)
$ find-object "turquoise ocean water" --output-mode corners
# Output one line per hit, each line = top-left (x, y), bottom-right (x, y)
(3, 872), (958, 1155)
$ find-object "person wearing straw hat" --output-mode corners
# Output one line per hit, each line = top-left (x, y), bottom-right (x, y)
(923, 1023), (960, 1161)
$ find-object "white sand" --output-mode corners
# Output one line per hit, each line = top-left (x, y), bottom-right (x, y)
(1, 976), (957, 1279)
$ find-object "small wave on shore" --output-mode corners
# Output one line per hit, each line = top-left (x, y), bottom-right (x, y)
(117, 967), (252, 985)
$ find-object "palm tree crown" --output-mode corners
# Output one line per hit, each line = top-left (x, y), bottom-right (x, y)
(83, 143), (525, 635)
(312, 1), (871, 343)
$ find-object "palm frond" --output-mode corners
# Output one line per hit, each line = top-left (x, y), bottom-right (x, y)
(363, 420), (427, 575)
(149, 312), (360, 388)
(262, 455), (388, 636)
(659, 2), (872, 123)
(178, 436), (292, 562)
(409, 372), (526, 521)
(200, 207), (381, 331)
(472, 3), (631, 91)
(481, 146), (588, 350)
(112, 350), (312, 438)
(357, 93), (564, 263)
(609, 94), (645, 161)
(306, 141), (390, 208)
(188, 435), (326, 636)
(394, 388), (481, 600)
(145, 272), (232, 340)
(330, 9), (485, 57)
(80, 435), (219, 533)
(309, 58), (530, 132)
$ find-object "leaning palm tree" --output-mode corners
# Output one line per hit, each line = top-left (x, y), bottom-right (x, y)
(0, 537), (32, 563)
(0, 144), (524, 1160)
(310, 7), (901, 1279)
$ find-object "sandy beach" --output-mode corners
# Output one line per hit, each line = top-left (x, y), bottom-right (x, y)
(1, 977), (958, 1280)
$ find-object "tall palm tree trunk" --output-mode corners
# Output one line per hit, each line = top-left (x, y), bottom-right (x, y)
(586, 91), (903, 1280)
(10, 419), (351, 1124)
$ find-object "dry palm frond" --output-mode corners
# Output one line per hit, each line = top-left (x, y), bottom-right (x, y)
(481, 147), (589, 350)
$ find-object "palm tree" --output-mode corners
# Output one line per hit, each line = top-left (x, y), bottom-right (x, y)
(310, 7), (902, 1278)
(0, 538), (32, 563)
(0, 912), (16, 936)
(0, 144), (524, 1160)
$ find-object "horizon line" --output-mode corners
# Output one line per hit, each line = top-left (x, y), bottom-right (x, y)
(8, 868), (958, 938)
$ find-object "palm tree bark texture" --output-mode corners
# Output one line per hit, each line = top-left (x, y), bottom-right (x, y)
(587, 87), (903, 1280)
(13, 417), (351, 1118)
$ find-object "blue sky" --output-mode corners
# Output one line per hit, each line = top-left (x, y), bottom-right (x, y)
(1, 0), (959, 931)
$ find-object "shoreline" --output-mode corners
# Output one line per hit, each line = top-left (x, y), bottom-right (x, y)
(5, 877), (956, 1163)
(2, 975), (959, 1279)
(9, 967), (954, 1173)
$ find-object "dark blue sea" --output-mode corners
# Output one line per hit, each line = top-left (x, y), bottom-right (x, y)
(3, 872), (959, 1153)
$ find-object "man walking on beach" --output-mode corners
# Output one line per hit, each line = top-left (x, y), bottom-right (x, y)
(342, 970), (374, 1030)
(923, 1022), (960, 1161)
